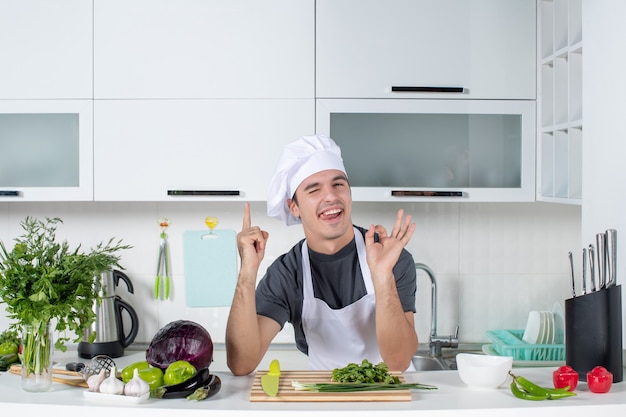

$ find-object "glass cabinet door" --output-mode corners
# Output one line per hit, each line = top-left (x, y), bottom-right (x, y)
(316, 99), (535, 202)
(0, 100), (93, 201)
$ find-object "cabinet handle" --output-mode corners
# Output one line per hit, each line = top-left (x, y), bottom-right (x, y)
(391, 190), (464, 197)
(391, 86), (465, 93)
(167, 190), (241, 196)
(0, 190), (21, 197)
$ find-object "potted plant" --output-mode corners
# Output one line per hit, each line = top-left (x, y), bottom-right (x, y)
(0, 217), (131, 391)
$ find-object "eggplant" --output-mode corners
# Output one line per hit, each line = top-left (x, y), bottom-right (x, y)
(186, 374), (222, 401)
(151, 367), (211, 399)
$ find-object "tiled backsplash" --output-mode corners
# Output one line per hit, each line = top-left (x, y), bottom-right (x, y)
(0, 201), (580, 347)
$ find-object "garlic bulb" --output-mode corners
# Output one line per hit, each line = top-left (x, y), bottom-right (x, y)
(98, 366), (125, 395)
(87, 368), (106, 392)
(124, 368), (150, 397)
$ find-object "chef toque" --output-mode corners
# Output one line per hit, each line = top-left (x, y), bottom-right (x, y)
(267, 134), (347, 226)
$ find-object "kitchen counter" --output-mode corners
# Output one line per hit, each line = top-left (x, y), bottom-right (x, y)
(1, 347), (626, 417)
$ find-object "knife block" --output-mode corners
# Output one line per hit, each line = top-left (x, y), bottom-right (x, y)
(564, 285), (623, 382)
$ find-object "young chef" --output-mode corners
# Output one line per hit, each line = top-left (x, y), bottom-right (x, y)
(225, 134), (417, 375)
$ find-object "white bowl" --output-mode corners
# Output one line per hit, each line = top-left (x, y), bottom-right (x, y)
(456, 353), (513, 389)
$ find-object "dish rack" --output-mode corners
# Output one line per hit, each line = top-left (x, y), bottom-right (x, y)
(486, 329), (565, 361)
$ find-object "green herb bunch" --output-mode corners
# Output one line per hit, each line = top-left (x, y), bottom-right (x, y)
(0, 217), (131, 351)
(331, 359), (401, 384)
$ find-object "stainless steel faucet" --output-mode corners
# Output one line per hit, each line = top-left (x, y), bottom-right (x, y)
(415, 263), (459, 357)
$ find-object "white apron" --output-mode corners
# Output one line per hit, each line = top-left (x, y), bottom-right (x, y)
(301, 227), (415, 371)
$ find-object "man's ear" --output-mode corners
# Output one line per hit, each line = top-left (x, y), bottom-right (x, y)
(287, 198), (299, 219)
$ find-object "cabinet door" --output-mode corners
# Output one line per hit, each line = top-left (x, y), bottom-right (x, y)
(316, 99), (536, 202)
(316, 0), (536, 100)
(94, 99), (314, 201)
(94, 0), (314, 99)
(0, 0), (92, 99)
(0, 100), (93, 201)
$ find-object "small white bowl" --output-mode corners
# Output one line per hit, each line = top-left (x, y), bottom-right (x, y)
(456, 353), (513, 389)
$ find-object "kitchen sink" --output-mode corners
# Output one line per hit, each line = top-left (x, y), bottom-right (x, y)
(412, 349), (484, 371)
(412, 355), (451, 371)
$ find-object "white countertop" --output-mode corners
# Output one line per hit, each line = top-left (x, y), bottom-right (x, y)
(1, 347), (626, 417)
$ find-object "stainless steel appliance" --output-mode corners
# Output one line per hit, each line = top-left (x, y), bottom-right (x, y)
(78, 270), (139, 358)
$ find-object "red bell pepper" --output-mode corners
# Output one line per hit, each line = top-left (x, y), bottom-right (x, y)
(587, 366), (613, 393)
(553, 365), (578, 391)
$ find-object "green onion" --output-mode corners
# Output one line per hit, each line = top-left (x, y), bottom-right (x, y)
(291, 381), (437, 392)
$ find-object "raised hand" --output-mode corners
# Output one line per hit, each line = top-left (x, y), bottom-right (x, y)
(364, 209), (416, 275)
(237, 202), (269, 274)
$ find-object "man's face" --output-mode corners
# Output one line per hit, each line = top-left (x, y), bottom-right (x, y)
(288, 169), (353, 247)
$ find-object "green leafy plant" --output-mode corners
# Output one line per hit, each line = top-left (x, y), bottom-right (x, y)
(0, 216), (131, 351)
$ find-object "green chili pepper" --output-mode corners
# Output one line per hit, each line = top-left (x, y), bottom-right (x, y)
(509, 371), (576, 401)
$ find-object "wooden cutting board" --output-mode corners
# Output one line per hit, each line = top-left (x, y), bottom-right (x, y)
(9, 364), (88, 388)
(250, 370), (411, 402)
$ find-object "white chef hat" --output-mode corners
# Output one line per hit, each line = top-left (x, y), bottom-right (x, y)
(267, 134), (347, 226)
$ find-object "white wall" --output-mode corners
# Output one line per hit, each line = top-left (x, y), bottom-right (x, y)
(0, 201), (580, 347)
(582, 1), (626, 336)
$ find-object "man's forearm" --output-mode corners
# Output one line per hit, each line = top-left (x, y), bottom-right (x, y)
(225, 272), (263, 375)
(373, 274), (418, 371)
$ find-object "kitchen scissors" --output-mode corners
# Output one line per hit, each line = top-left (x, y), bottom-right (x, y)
(155, 218), (171, 300)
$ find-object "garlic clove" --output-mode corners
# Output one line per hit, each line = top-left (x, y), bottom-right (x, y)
(124, 368), (151, 397)
(98, 366), (125, 395)
(87, 368), (107, 392)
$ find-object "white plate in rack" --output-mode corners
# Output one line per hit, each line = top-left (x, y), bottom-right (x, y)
(522, 311), (543, 344)
(552, 302), (565, 344)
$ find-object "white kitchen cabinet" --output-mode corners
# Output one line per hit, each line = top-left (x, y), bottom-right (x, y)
(93, 0), (314, 99)
(537, 0), (582, 204)
(0, 0), (92, 99)
(0, 100), (94, 201)
(317, 99), (536, 202)
(94, 99), (314, 201)
(316, 0), (536, 100)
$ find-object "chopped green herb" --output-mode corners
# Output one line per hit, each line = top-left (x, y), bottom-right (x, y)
(331, 359), (400, 384)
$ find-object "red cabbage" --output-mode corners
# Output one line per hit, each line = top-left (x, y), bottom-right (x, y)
(146, 320), (213, 371)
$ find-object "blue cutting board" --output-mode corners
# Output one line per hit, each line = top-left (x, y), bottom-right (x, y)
(183, 229), (238, 307)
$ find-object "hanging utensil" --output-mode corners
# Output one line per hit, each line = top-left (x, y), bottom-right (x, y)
(568, 251), (576, 298)
(204, 216), (219, 238)
(155, 218), (171, 300)
(589, 244), (597, 292)
(606, 229), (617, 288)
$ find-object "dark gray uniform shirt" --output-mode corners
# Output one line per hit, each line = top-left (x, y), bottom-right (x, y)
(255, 226), (417, 355)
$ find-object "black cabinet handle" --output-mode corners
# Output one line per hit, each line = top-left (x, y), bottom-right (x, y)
(392, 190), (464, 197)
(167, 190), (241, 196)
(0, 190), (21, 197)
(391, 86), (465, 93)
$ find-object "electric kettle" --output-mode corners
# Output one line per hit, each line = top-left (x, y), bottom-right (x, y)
(78, 270), (139, 358)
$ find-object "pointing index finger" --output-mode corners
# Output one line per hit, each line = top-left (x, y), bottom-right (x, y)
(242, 202), (251, 230)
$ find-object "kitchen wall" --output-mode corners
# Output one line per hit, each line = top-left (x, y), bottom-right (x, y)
(581, 0), (626, 344)
(0, 200), (580, 348)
